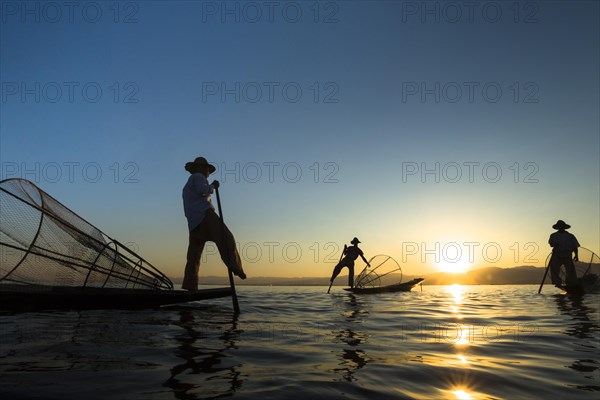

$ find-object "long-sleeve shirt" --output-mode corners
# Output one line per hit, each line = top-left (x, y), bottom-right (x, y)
(344, 245), (364, 261)
(182, 173), (214, 231)
(549, 231), (580, 256)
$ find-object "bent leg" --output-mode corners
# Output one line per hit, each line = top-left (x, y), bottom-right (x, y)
(205, 210), (246, 279)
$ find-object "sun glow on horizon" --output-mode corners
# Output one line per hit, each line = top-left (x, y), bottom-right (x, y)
(453, 389), (473, 399)
(436, 260), (471, 274)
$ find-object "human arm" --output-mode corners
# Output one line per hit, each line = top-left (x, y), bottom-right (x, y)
(548, 234), (556, 248)
(359, 250), (370, 267)
(189, 173), (214, 197)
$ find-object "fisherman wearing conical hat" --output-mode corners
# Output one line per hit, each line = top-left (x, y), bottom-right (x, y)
(548, 220), (580, 287)
(329, 237), (370, 289)
(182, 157), (246, 291)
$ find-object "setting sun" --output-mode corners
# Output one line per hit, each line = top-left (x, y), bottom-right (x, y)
(436, 260), (470, 274)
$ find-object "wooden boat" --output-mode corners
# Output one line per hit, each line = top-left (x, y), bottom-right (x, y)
(0, 284), (233, 312)
(0, 179), (238, 312)
(539, 247), (600, 295)
(344, 278), (424, 294)
(339, 255), (423, 294)
(557, 273), (600, 295)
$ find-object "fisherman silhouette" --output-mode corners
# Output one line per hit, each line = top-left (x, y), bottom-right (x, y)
(182, 156), (246, 291)
(329, 238), (370, 290)
(548, 220), (580, 287)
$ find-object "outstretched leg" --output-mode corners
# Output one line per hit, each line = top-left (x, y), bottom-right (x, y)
(330, 259), (348, 283)
(205, 209), (246, 279)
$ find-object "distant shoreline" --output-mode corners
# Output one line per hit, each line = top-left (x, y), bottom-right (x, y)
(170, 265), (591, 286)
(194, 283), (540, 287)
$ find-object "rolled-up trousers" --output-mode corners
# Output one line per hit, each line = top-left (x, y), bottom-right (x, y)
(182, 209), (243, 290)
(549, 252), (577, 286)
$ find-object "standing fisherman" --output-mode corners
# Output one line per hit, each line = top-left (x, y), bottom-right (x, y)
(182, 156), (246, 291)
(548, 220), (579, 287)
(329, 237), (370, 289)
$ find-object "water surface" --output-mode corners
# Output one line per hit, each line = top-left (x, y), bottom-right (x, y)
(1, 285), (598, 399)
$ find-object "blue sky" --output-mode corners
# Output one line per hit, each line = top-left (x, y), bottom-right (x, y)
(1, 1), (598, 279)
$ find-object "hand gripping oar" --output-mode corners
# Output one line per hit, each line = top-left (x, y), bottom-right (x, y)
(215, 187), (240, 314)
(327, 245), (346, 293)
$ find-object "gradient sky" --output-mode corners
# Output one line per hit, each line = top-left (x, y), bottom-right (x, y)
(1, 1), (598, 279)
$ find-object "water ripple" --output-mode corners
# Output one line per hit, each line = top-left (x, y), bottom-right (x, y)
(0, 285), (598, 399)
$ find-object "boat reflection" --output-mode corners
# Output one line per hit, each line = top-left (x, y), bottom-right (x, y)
(164, 307), (243, 399)
(554, 294), (600, 391)
(330, 293), (370, 382)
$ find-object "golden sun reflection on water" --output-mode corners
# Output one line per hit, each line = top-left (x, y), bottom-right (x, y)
(444, 285), (476, 399)
(447, 283), (465, 304)
(447, 283), (465, 320)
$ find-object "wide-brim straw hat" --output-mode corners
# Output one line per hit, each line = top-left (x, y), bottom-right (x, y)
(185, 157), (216, 173)
(350, 237), (361, 245)
(552, 220), (571, 230)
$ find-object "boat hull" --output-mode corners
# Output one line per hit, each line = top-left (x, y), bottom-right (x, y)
(557, 275), (600, 295)
(344, 278), (424, 294)
(0, 284), (233, 312)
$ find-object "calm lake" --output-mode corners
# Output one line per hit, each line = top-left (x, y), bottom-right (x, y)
(1, 285), (598, 399)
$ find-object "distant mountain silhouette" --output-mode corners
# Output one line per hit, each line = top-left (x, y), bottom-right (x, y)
(171, 264), (600, 286)
(420, 266), (545, 285)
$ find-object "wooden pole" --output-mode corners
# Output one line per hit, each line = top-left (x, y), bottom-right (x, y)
(327, 245), (346, 293)
(215, 187), (240, 314)
(538, 264), (550, 294)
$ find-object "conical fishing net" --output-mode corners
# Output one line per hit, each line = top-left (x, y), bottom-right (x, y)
(544, 247), (600, 285)
(0, 179), (172, 290)
(354, 254), (403, 289)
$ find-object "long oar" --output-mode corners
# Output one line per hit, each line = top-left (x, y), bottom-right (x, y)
(215, 187), (240, 314)
(326, 280), (334, 294)
(538, 264), (550, 294)
(327, 245), (346, 293)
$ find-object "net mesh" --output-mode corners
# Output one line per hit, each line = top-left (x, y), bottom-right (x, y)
(0, 179), (172, 290)
(544, 247), (600, 284)
(354, 254), (403, 289)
